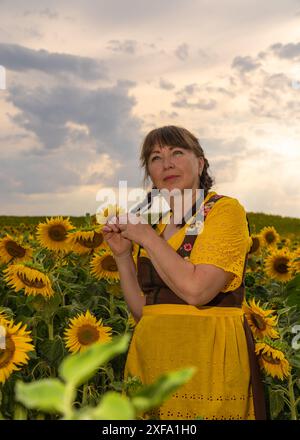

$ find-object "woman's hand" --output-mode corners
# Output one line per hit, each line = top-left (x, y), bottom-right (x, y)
(114, 213), (155, 248)
(102, 218), (132, 257)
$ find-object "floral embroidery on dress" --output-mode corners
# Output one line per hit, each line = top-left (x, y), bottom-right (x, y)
(179, 194), (226, 259)
(183, 243), (192, 252)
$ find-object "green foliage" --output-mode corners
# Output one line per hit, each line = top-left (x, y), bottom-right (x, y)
(1, 213), (299, 420)
(15, 334), (196, 420)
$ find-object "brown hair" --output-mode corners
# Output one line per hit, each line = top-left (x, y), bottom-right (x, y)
(139, 125), (215, 199)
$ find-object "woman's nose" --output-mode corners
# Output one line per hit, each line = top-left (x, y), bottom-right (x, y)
(162, 155), (175, 168)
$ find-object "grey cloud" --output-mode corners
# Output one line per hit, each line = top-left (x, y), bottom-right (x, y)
(0, 153), (81, 195)
(159, 77), (175, 90)
(159, 110), (178, 118)
(0, 43), (107, 80)
(270, 42), (300, 59)
(7, 80), (141, 159)
(231, 55), (261, 73)
(23, 8), (59, 19)
(182, 83), (199, 95)
(175, 43), (189, 61)
(205, 86), (235, 98)
(172, 97), (216, 110)
(172, 82), (217, 110)
(106, 39), (138, 55)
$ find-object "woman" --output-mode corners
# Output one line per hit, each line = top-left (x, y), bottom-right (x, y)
(102, 125), (266, 420)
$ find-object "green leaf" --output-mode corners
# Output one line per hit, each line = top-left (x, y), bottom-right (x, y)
(269, 388), (285, 419)
(59, 333), (130, 387)
(15, 379), (66, 414)
(286, 274), (300, 295)
(290, 352), (300, 369)
(78, 392), (135, 420)
(286, 290), (300, 309)
(131, 367), (196, 413)
(39, 336), (65, 365)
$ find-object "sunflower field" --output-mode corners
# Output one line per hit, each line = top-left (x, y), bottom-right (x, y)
(0, 211), (300, 420)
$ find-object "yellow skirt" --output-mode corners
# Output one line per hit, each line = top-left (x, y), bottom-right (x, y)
(124, 304), (255, 420)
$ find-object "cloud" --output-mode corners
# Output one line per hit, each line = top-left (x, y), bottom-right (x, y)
(23, 8), (59, 19)
(175, 43), (189, 61)
(172, 97), (217, 110)
(6, 80), (142, 157)
(0, 43), (107, 80)
(159, 77), (175, 90)
(270, 41), (300, 59)
(231, 55), (261, 73)
(106, 39), (138, 54)
(171, 82), (217, 109)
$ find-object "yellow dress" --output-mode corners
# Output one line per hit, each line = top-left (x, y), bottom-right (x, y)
(124, 191), (256, 420)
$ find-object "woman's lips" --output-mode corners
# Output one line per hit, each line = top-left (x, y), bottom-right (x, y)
(163, 175), (179, 181)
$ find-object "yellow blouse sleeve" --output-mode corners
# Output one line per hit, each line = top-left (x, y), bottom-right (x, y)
(189, 197), (252, 293)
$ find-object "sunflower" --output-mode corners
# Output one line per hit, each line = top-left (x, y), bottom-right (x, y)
(96, 204), (126, 226)
(255, 341), (290, 380)
(128, 313), (137, 329)
(36, 216), (74, 253)
(64, 310), (112, 353)
(243, 298), (279, 340)
(90, 250), (120, 283)
(0, 315), (34, 384)
(291, 248), (300, 274)
(3, 263), (54, 298)
(259, 226), (280, 248)
(69, 228), (107, 255)
(0, 235), (33, 264)
(248, 234), (262, 256)
(264, 248), (294, 283)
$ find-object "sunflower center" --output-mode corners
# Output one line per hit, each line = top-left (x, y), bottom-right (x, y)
(77, 232), (103, 249)
(49, 225), (68, 242)
(5, 241), (26, 258)
(265, 232), (275, 243)
(252, 313), (267, 330)
(77, 325), (99, 346)
(262, 353), (281, 365)
(0, 334), (15, 368)
(17, 271), (46, 288)
(250, 238), (260, 253)
(102, 255), (118, 272)
(274, 258), (288, 274)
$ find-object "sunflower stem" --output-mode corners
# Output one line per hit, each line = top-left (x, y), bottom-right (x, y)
(109, 293), (115, 317)
(288, 374), (298, 420)
(47, 318), (54, 341)
(82, 383), (88, 406)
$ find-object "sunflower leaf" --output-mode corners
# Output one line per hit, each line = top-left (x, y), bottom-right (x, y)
(59, 333), (130, 387)
(15, 379), (66, 414)
(269, 388), (285, 419)
(78, 391), (135, 420)
(130, 367), (197, 413)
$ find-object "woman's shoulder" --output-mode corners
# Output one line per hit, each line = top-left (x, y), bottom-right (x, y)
(203, 192), (248, 229)
(206, 192), (247, 213)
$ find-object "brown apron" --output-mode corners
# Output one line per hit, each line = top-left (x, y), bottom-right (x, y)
(136, 194), (267, 420)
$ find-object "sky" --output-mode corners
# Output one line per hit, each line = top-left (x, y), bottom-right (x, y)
(0, 0), (300, 218)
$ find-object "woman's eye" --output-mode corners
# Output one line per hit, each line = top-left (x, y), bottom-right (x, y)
(173, 150), (183, 155)
(151, 156), (160, 161)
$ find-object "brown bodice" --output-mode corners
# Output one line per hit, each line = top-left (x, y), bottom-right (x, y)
(136, 194), (250, 307)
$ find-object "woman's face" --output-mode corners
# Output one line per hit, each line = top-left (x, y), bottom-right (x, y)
(147, 144), (204, 192)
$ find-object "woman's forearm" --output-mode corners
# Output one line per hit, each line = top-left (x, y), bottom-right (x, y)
(142, 233), (196, 303)
(114, 253), (146, 322)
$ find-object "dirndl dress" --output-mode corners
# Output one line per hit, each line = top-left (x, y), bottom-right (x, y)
(124, 193), (266, 420)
